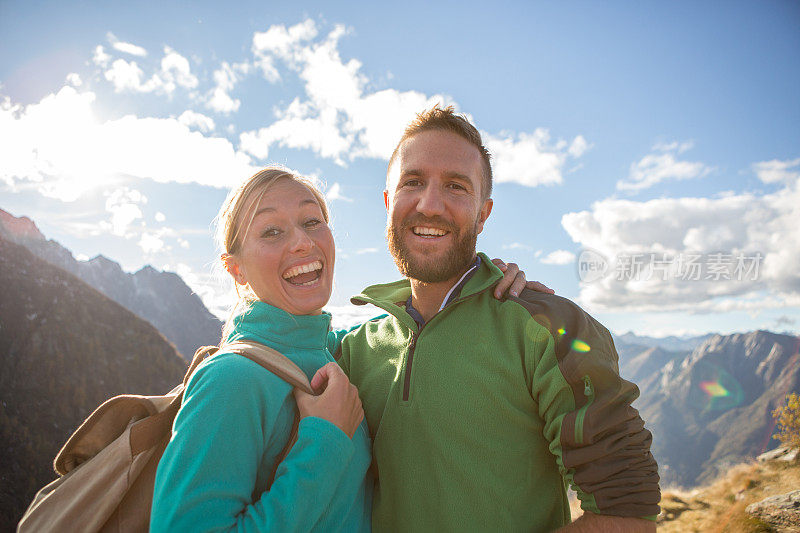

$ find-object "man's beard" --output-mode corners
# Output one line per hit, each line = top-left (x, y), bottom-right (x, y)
(387, 215), (479, 283)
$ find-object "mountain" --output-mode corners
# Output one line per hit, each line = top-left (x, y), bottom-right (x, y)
(0, 209), (223, 359)
(635, 331), (800, 488)
(0, 236), (188, 530)
(616, 331), (714, 353)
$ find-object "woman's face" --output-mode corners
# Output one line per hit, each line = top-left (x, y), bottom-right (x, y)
(227, 178), (335, 315)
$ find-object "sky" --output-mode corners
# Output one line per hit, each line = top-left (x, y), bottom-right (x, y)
(1, 1), (799, 336)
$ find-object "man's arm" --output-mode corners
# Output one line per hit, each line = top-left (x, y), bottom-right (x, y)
(558, 512), (656, 532)
(514, 290), (661, 520)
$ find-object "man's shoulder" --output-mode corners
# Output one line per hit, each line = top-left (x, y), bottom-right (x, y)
(506, 288), (613, 341)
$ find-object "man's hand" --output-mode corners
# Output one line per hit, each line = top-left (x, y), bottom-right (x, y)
(491, 258), (555, 299)
(293, 362), (364, 439)
(557, 512), (656, 532)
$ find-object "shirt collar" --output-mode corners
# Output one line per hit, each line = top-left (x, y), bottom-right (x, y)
(405, 256), (482, 328)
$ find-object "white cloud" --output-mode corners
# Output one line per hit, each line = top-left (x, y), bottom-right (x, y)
(617, 142), (712, 192)
(325, 182), (352, 202)
(66, 73), (82, 87)
(178, 110), (215, 132)
(485, 129), (585, 187)
(107, 33), (148, 57)
(154, 211), (166, 222)
(160, 46), (199, 90)
(104, 58), (147, 93)
(104, 187), (146, 236)
(752, 157), (800, 184)
(0, 85), (258, 201)
(206, 62), (244, 114)
(240, 19), (589, 182)
(502, 242), (533, 251)
(355, 247), (378, 254)
(241, 21), (449, 165)
(326, 304), (383, 330)
(139, 232), (165, 254)
(568, 135), (590, 158)
(541, 250), (576, 265)
(562, 158), (800, 312)
(101, 46), (196, 95)
(113, 41), (148, 57)
(92, 45), (111, 67)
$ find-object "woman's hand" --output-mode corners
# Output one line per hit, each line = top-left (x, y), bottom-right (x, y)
(491, 258), (555, 299)
(292, 362), (364, 439)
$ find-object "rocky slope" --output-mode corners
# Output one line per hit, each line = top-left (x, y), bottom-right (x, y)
(0, 237), (187, 530)
(0, 209), (222, 358)
(634, 331), (800, 488)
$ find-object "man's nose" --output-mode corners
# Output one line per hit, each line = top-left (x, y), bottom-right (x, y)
(415, 185), (445, 217)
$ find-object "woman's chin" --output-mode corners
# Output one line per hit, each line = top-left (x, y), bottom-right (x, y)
(281, 281), (332, 315)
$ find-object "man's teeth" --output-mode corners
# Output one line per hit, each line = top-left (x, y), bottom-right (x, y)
(282, 260), (323, 279)
(413, 227), (447, 236)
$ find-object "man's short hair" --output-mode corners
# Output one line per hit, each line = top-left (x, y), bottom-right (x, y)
(388, 105), (493, 200)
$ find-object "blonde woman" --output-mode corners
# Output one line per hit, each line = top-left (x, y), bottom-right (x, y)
(150, 167), (546, 532)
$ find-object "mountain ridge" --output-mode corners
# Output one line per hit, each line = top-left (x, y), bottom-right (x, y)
(0, 208), (223, 359)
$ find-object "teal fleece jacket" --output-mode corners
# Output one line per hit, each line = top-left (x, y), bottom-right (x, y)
(151, 301), (372, 532)
(338, 253), (660, 532)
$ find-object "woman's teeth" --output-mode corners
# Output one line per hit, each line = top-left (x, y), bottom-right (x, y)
(282, 260), (323, 285)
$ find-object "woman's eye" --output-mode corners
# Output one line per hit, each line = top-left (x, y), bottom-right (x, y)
(304, 218), (322, 228)
(261, 228), (281, 238)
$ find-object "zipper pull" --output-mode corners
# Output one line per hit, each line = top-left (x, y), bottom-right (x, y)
(583, 376), (593, 397)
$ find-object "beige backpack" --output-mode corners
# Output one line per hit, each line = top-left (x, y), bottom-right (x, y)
(17, 340), (314, 533)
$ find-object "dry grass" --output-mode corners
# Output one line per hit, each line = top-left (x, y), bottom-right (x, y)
(657, 458), (800, 532)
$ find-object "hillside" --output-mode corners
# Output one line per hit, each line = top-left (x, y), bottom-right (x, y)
(635, 331), (800, 488)
(658, 449), (800, 532)
(0, 237), (187, 530)
(0, 208), (223, 359)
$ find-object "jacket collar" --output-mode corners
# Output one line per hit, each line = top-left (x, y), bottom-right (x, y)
(350, 252), (503, 330)
(226, 300), (332, 351)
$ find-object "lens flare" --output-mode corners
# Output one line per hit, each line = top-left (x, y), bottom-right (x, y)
(700, 381), (730, 398)
(572, 339), (591, 352)
(557, 328), (566, 336)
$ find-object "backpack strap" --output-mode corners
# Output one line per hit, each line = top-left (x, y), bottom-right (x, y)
(218, 340), (316, 487)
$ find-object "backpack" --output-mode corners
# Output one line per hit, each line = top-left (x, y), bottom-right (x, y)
(17, 340), (314, 533)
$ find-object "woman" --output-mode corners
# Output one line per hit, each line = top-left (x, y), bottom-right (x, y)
(150, 167), (545, 532)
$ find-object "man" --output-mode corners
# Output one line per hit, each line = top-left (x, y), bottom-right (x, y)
(338, 106), (660, 532)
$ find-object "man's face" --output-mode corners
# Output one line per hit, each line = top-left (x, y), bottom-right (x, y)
(384, 129), (493, 284)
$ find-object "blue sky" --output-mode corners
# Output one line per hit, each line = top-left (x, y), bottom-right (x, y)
(1, 1), (799, 336)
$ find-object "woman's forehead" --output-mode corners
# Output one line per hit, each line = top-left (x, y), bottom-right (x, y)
(249, 179), (321, 216)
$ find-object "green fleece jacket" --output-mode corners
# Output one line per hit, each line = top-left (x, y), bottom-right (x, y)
(151, 301), (372, 532)
(338, 253), (660, 532)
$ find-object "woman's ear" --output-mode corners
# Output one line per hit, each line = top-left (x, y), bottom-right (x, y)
(222, 253), (247, 285)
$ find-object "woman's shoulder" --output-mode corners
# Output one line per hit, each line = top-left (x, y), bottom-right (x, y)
(186, 349), (293, 403)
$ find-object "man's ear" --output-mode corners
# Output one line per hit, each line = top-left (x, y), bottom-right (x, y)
(383, 190), (390, 211)
(222, 253), (247, 286)
(475, 198), (493, 234)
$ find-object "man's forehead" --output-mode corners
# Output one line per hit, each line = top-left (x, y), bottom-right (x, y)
(391, 130), (483, 177)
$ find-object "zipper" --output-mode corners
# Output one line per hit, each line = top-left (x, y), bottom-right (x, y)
(574, 375), (594, 444)
(402, 331), (420, 401)
(400, 291), (481, 402)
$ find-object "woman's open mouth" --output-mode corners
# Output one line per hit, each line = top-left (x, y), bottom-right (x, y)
(282, 260), (323, 286)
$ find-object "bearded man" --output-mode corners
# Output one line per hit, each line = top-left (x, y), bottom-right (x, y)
(337, 106), (660, 532)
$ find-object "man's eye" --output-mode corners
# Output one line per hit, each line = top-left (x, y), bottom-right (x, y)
(403, 179), (422, 187)
(448, 183), (467, 191)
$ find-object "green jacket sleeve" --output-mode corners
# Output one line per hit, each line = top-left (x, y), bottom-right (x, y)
(150, 354), (355, 532)
(517, 290), (661, 519)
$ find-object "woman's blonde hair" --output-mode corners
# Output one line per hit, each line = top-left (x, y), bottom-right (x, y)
(214, 166), (330, 338)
